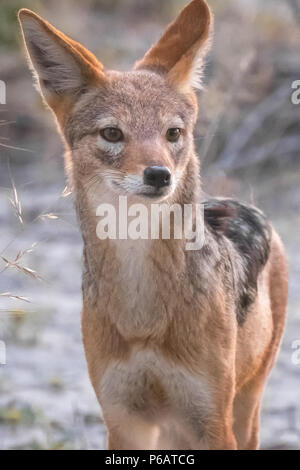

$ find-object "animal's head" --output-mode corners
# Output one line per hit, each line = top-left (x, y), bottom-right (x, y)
(19, 0), (212, 203)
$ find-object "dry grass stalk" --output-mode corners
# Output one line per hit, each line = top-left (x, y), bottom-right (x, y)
(39, 213), (59, 221)
(1, 253), (42, 282)
(9, 179), (23, 225)
(0, 292), (31, 303)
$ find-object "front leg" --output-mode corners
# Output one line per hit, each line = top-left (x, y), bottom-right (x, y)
(168, 376), (237, 450)
(175, 409), (237, 450)
(106, 413), (160, 450)
(203, 382), (238, 450)
(205, 412), (237, 450)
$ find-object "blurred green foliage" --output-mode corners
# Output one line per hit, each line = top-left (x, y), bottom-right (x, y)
(0, 403), (36, 425)
(0, 0), (40, 48)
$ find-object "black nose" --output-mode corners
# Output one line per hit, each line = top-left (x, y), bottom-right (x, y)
(143, 166), (171, 189)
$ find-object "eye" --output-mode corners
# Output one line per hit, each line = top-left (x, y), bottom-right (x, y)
(166, 128), (182, 143)
(100, 127), (124, 143)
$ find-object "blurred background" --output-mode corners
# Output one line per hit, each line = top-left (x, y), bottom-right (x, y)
(0, 0), (299, 450)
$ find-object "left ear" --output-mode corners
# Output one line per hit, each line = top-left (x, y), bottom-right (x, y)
(135, 0), (213, 92)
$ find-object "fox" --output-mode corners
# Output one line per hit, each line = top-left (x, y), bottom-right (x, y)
(19, 0), (288, 450)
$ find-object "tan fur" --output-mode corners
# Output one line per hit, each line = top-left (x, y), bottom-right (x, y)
(19, 0), (288, 450)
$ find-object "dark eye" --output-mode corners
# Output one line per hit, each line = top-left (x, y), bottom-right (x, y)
(100, 127), (124, 143)
(166, 128), (182, 143)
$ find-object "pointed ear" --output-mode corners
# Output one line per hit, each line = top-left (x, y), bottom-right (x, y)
(135, 0), (212, 92)
(18, 9), (106, 112)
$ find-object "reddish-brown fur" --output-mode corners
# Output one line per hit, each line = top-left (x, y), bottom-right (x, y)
(19, 0), (288, 450)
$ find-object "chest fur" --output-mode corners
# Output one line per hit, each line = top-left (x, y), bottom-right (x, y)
(99, 349), (213, 425)
(87, 237), (189, 341)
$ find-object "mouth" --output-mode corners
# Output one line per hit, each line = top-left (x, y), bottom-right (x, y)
(111, 181), (172, 200)
(139, 187), (170, 199)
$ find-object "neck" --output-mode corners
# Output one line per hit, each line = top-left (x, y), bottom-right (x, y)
(175, 154), (201, 207)
(76, 154), (202, 339)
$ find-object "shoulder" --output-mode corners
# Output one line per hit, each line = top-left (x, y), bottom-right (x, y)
(203, 198), (272, 324)
(204, 198), (272, 264)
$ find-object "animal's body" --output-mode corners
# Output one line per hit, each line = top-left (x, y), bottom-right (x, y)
(19, 0), (288, 450)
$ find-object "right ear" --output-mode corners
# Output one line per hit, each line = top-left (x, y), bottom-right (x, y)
(18, 9), (106, 113)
